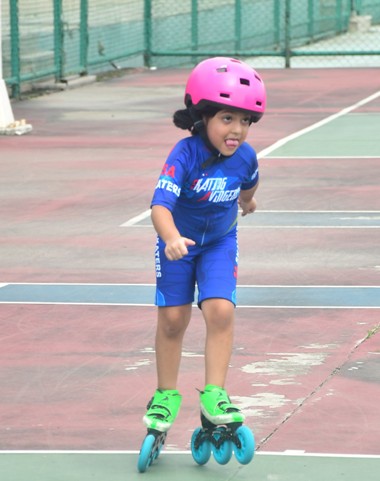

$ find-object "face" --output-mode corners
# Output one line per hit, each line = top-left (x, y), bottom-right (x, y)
(204, 110), (251, 156)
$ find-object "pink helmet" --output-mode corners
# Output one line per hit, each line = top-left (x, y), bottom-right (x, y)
(185, 57), (266, 122)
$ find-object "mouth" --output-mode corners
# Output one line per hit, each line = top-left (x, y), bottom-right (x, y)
(225, 138), (239, 148)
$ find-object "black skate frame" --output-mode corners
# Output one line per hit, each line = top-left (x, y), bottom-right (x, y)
(193, 413), (244, 451)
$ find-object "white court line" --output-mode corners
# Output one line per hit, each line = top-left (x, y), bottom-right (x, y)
(120, 225), (380, 229)
(266, 155), (380, 159)
(1, 302), (379, 309)
(120, 90), (380, 227)
(1, 450), (379, 459)
(120, 209), (380, 214)
(243, 210), (380, 213)
(1, 282), (380, 288)
(0, 301), (154, 306)
(238, 226), (380, 229)
(258, 451), (380, 459)
(120, 209), (150, 227)
(238, 305), (380, 309)
(0, 282), (154, 286)
(121, 210), (380, 228)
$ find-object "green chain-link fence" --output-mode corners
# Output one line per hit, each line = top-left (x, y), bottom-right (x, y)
(1, 0), (380, 97)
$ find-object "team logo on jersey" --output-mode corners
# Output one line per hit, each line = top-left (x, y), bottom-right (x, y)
(191, 176), (240, 203)
(155, 163), (181, 197)
(160, 163), (176, 178)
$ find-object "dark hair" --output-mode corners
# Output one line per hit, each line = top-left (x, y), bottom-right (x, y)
(173, 108), (194, 131)
(173, 106), (220, 134)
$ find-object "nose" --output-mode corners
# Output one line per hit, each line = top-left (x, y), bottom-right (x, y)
(231, 119), (242, 135)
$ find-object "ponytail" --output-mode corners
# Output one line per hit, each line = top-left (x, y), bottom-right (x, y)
(172, 105), (220, 134)
(173, 108), (194, 131)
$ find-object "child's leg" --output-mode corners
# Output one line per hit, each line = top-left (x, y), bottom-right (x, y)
(155, 303), (192, 390)
(142, 305), (190, 431)
(201, 298), (235, 388)
(199, 299), (244, 425)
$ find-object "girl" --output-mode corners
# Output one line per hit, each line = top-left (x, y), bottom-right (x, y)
(143, 57), (266, 433)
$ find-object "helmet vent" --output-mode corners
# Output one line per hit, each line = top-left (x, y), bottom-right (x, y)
(220, 93), (230, 98)
(240, 78), (250, 86)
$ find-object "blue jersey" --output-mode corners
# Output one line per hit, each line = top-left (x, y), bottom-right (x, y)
(151, 134), (259, 246)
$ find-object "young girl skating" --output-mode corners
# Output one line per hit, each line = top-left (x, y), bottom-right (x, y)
(143, 56), (266, 441)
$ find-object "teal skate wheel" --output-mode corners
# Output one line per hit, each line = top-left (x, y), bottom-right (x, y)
(137, 434), (156, 473)
(191, 427), (212, 465)
(212, 429), (233, 465)
(233, 426), (255, 465)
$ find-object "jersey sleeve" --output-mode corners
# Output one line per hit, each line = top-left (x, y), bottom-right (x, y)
(241, 148), (259, 191)
(151, 140), (189, 211)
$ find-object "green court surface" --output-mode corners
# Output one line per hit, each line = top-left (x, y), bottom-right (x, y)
(267, 113), (380, 158)
(1, 452), (379, 481)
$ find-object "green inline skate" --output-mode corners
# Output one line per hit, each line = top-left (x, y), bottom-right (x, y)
(191, 384), (255, 466)
(137, 389), (182, 473)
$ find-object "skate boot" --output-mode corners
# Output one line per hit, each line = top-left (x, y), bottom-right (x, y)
(138, 389), (182, 472)
(191, 384), (255, 466)
(200, 384), (245, 424)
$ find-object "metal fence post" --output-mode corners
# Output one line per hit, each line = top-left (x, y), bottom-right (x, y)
(274, 0), (281, 48)
(144, 0), (152, 67)
(308, 0), (314, 41)
(235, 0), (242, 52)
(80, 0), (88, 74)
(336, 0), (343, 33)
(9, 0), (20, 97)
(53, 0), (63, 81)
(191, 0), (199, 62)
(284, 0), (291, 68)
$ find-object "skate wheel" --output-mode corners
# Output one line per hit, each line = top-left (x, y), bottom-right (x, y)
(212, 429), (233, 465)
(233, 426), (255, 465)
(137, 434), (156, 473)
(191, 427), (212, 465)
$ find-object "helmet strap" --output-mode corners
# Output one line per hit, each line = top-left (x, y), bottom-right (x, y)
(188, 106), (204, 134)
(188, 106), (227, 169)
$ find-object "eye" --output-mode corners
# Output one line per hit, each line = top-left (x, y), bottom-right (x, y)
(222, 114), (233, 122)
(241, 117), (251, 125)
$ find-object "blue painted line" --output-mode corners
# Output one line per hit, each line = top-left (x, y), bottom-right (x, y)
(238, 286), (380, 308)
(0, 284), (155, 306)
(0, 284), (379, 308)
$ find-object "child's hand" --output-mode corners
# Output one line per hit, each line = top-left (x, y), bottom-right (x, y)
(165, 236), (196, 260)
(239, 197), (257, 216)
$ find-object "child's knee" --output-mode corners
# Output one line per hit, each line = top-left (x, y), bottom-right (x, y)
(158, 307), (191, 338)
(202, 299), (234, 331)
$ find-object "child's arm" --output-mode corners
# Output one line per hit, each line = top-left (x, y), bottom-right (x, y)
(151, 205), (196, 260)
(238, 182), (259, 216)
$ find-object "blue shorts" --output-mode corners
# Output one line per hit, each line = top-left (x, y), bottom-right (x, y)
(154, 230), (238, 307)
